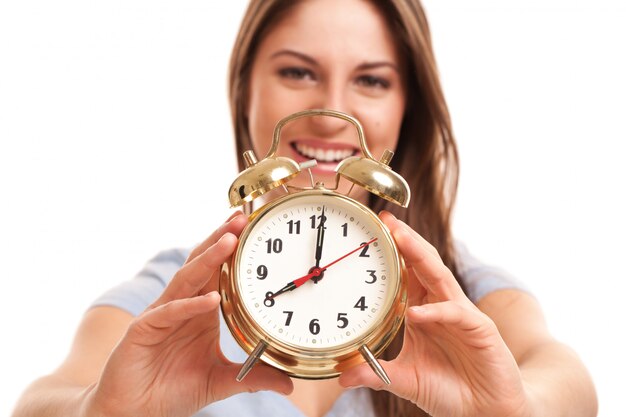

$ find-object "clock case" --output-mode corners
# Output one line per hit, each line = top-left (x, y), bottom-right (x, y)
(221, 189), (407, 379)
(220, 109), (411, 383)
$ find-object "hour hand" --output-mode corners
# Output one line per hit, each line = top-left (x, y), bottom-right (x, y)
(266, 268), (323, 300)
(266, 282), (296, 300)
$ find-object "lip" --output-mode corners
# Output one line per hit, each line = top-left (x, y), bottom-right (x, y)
(288, 138), (359, 175)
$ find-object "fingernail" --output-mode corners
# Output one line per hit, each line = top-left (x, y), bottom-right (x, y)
(226, 211), (243, 222)
(393, 227), (409, 240)
(217, 233), (231, 244)
(380, 210), (396, 219)
(204, 292), (220, 304)
(410, 305), (427, 314)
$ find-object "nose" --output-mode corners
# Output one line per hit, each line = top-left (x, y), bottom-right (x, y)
(308, 83), (353, 137)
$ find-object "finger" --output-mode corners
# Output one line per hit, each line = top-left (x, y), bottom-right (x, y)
(130, 292), (221, 345)
(154, 232), (238, 305)
(405, 265), (428, 306)
(212, 362), (294, 400)
(406, 301), (496, 346)
(406, 301), (501, 355)
(197, 268), (220, 296)
(186, 211), (247, 264)
(393, 226), (464, 301)
(379, 211), (440, 259)
(380, 211), (456, 300)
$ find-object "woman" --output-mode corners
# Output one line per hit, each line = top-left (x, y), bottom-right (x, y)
(12, 0), (597, 416)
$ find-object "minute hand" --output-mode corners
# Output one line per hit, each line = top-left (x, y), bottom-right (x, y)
(314, 206), (326, 268)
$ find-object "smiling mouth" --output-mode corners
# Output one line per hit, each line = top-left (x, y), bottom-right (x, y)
(291, 143), (357, 163)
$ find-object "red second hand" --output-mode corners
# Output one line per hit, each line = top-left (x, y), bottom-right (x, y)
(292, 237), (378, 288)
(267, 237), (378, 300)
(321, 237), (378, 271)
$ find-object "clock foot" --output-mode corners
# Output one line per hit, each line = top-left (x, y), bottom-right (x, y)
(236, 340), (269, 382)
(359, 345), (391, 385)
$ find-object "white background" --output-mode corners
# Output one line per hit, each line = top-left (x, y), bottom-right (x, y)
(1, 0), (624, 415)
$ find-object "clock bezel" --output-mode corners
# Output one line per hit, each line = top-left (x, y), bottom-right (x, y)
(220, 189), (407, 379)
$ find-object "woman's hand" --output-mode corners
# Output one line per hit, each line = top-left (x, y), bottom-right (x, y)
(339, 211), (531, 417)
(84, 212), (293, 417)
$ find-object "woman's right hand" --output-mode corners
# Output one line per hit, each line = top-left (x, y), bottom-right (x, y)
(84, 212), (293, 417)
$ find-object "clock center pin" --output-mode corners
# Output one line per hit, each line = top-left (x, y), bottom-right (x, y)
(308, 266), (325, 283)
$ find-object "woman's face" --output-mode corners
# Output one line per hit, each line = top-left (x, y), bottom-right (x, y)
(246, 0), (406, 201)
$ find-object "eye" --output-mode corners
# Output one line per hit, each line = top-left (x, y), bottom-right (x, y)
(278, 67), (316, 81)
(355, 75), (390, 89)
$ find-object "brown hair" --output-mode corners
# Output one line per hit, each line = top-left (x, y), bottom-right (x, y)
(229, 1), (460, 416)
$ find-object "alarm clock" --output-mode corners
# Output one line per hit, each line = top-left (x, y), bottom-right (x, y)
(220, 109), (410, 384)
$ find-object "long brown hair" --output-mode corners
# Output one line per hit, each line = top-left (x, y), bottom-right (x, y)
(228, 1), (459, 416)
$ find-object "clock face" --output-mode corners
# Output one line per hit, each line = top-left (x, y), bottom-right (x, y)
(234, 191), (401, 350)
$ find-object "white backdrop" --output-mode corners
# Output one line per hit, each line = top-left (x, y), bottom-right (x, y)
(1, 1), (624, 415)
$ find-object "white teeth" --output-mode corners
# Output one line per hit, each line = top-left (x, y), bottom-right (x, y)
(294, 143), (354, 162)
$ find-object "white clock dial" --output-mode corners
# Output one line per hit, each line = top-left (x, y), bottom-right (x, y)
(235, 192), (400, 350)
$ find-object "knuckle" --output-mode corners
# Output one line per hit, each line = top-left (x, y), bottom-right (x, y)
(127, 315), (151, 339)
(430, 267), (452, 285)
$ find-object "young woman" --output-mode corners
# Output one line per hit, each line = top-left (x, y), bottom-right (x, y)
(12, 1), (597, 416)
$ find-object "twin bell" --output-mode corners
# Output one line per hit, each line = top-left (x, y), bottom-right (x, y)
(228, 109), (410, 209)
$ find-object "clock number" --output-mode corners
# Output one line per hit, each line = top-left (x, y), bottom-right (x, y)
(283, 311), (293, 326)
(359, 242), (370, 257)
(265, 238), (283, 254)
(287, 220), (300, 234)
(365, 269), (377, 284)
(309, 318), (320, 335)
(256, 265), (268, 280)
(336, 313), (348, 329)
(264, 292), (275, 307)
(341, 222), (348, 237)
(309, 214), (327, 229)
(354, 296), (368, 311)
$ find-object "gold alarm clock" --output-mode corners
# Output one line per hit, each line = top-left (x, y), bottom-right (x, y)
(220, 109), (410, 384)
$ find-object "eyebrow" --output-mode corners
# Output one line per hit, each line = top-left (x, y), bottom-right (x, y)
(270, 49), (400, 74)
(270, 50), (319, 67)
(357, 61), (400, 73)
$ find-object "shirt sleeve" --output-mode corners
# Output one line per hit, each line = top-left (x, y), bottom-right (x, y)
(454, 241), (531, 304)
(90, 248), (190, 316)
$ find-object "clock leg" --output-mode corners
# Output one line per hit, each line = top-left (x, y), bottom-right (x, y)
(236, 340), (269, 382)
(359, 345), (391, 385)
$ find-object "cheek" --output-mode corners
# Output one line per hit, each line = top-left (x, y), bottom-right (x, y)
(247, 81), (279, 155)
(358, 104), (404, 154)
(247, 104), (271, 155)
(247, 80), (309, 155)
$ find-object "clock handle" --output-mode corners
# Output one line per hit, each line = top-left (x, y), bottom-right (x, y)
(267, 109), (372, 160)
(236, 340), (269, 382)
(359, 345), (391, 385)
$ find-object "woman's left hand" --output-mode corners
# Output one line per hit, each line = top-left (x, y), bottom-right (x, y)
(339, 211), (531, 417)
